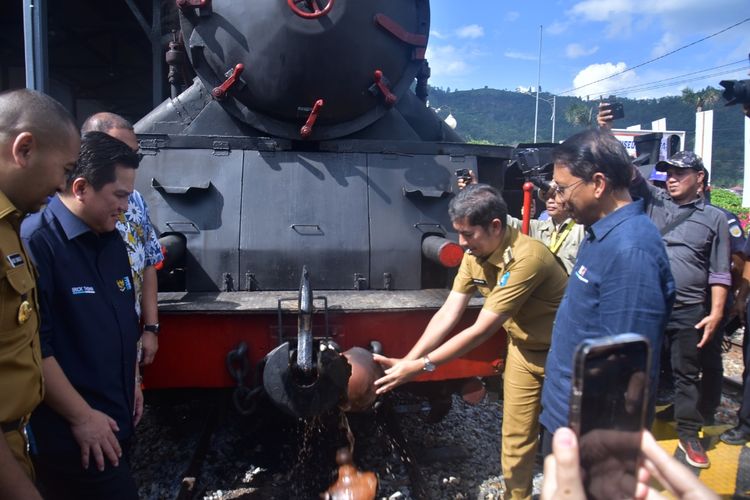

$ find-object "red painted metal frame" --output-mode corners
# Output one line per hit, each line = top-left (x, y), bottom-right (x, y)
(142, 309), (506, 389)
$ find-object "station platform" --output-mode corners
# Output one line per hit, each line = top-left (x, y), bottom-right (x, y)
(652, 413), (750, 498)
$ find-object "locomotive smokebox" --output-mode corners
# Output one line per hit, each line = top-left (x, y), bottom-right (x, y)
(177, 0), (430, 141)
(263, 267), (352, 418)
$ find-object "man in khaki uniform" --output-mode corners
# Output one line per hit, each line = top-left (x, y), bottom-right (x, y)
(459, 171), (583, 275)
(0, 89), (79, 499)
(374, 184), (567, 500)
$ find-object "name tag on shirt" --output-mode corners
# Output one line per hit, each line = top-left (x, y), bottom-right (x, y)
(574, 265), (589, 283)
(472, 278), (488, 287)
(71, 286), (96, 295)
(6, 253), (24, 268)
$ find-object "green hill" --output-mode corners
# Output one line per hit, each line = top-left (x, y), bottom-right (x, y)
(426, 86), (746, 187)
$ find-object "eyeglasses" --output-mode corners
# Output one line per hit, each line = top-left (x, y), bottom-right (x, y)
(553, 179), (586, 199)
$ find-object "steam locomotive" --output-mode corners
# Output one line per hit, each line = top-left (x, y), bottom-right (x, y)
(135, 0), (515, 418)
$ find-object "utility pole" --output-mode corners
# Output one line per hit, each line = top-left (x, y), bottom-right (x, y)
(551, 95), (556, 143)
(534, 25), (542, 143)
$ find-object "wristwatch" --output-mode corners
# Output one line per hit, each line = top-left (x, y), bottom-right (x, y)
(143, 323), (160, 335)
(422, 356), (436, 372)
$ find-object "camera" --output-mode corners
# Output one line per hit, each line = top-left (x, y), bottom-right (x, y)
(720, 79), (750, 106)
(512, 148), (553, 193)
(720, 52), (750, 106)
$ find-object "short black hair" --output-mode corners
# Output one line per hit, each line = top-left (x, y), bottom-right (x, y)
(553, 129), (632, 190)
(68, 132), (139, 191)
(449, 184), (508, 229)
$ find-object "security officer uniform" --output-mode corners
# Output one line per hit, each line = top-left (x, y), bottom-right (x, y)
(0, 190), (43, 478)
(453, 225), (567, 500)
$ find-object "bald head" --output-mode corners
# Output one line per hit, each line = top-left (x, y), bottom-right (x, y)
(81, 112), (138, 151)
(0, 88), (78, 149)
(0, 89), (80, 213)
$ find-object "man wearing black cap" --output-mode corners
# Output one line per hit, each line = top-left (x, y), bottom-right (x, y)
(650, 151), (731, 468)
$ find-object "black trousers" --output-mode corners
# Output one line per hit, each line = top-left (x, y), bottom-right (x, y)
(33, 440), (138, 500)
(666, 304), (706, 440)
(738, 302), (750, 433)
(697, 321), (724, 420)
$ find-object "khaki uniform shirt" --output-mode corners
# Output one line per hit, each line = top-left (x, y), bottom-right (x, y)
(507, 215), (585, 275)
(0, 190), (43, 446)
(452, 225), (567, 350)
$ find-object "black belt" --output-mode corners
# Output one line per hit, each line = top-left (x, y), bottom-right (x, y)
(1, 418), (25, 433)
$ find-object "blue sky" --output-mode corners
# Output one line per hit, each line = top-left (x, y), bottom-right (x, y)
(427, 0), (750, 100)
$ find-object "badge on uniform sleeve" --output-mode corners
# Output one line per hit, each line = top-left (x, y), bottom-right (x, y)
(6, 253), (24, 268)
(498, 272), (510, 287)
(17, 300), (32, 324)
(730, 224), (742, 238)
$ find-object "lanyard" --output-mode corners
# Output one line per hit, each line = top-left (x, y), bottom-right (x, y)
(549, 220), (574, 255)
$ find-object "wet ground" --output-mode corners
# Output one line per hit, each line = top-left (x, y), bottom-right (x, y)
(131, 332), (745, 499)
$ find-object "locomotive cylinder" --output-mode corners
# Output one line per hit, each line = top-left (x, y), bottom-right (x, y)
(421, 235), (465, 268)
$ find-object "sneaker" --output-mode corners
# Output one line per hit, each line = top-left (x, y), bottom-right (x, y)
(678, 438), (710, 468)
(720, 426), (750, 446)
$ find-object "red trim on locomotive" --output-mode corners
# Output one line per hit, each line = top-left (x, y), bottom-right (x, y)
(142, 310), (506, 389)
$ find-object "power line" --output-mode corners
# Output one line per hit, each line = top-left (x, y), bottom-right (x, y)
(604, 61), (748, 96)
(559, 17), (750, 95)
(615, 68), (747, 96)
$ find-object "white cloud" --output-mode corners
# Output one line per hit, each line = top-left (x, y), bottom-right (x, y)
(571, 62), (639, 98)
(429, 30), (448, 40)
(651, 32), (678, 57)
(567, 0), (750, 39)
(566, 43), (599, 59)
(425, 45), (471, 77)
(505, 51), (537, 61)
(456, 24), (484, 39)
(547, 21), (570, 35)
(505, 11), (520, 22)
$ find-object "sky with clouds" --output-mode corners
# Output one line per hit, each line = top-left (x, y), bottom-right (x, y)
(427, 0), (750, 100)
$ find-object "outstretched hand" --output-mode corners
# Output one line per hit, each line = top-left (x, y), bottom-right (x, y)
(372, 354), (424, 395)
(457, 170), (478, 190)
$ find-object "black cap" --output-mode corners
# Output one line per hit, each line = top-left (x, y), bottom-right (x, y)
(655, 151), (704, 172)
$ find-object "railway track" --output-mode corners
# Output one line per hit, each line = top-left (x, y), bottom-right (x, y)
(132, 388), (504, 499)
(132, 337), (745, 500)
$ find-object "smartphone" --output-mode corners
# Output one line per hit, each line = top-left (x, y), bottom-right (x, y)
(605, 101), (625, 120)
(455, 168), (472, 183)
(568, 334), (651, 500)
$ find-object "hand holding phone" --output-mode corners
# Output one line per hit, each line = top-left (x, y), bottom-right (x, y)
(568, 334), (650, 500)
(455, 168), (475, 189)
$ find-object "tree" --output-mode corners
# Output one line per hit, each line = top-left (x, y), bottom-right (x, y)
(681, 86), (721, 111)
(565, 102), (593, 127)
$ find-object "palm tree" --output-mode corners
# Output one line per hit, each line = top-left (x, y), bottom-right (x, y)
(565, 101), (593, 127)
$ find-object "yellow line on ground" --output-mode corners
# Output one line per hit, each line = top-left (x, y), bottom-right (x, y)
(653, 421), (741, 498)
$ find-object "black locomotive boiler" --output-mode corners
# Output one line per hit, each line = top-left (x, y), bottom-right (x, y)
(135, 0), (512, 418)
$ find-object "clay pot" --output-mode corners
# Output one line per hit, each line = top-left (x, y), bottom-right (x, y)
(340, 347), (384, 412)
(320, 448), (377, 500)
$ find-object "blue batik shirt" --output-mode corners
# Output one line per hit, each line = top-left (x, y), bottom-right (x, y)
(540, 199), (675, 433)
